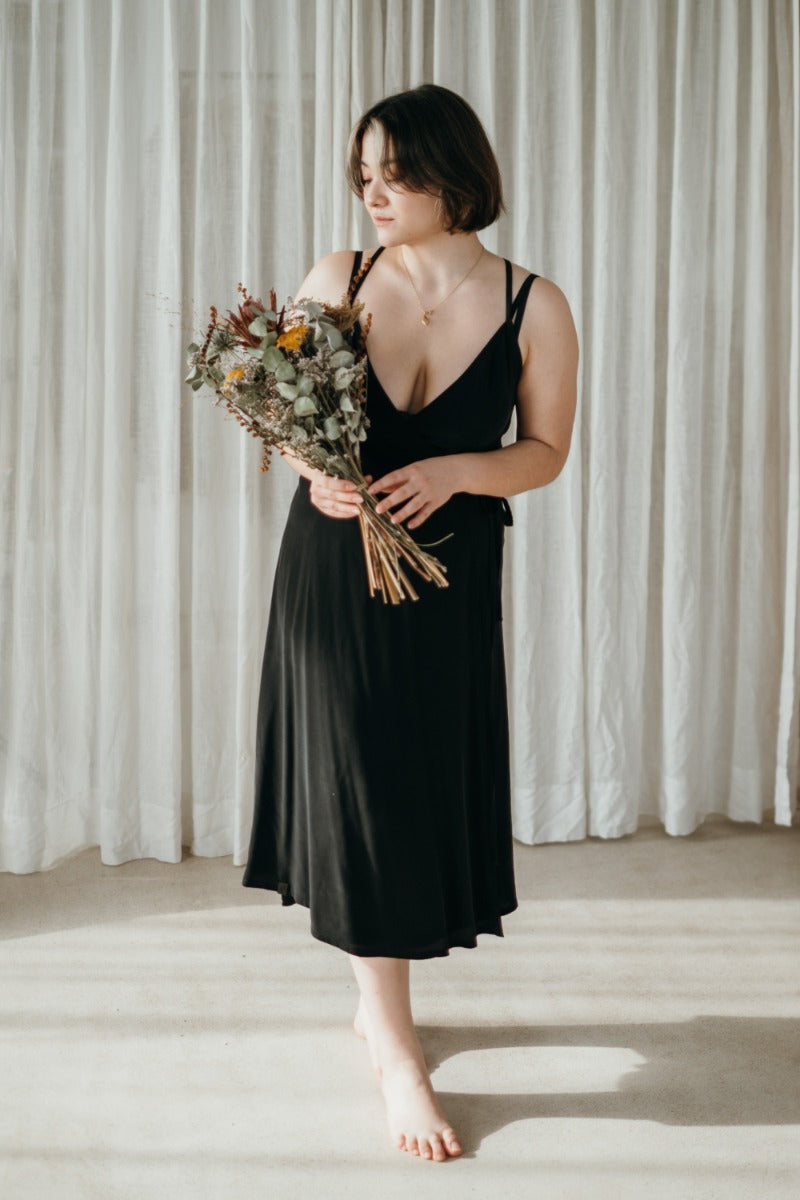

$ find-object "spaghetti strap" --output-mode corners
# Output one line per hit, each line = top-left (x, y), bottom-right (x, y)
(504, 259), (513, 321)
(348, 246), (385, 302)
(347, 250), (363, 294)
(510, 272), (539, 335)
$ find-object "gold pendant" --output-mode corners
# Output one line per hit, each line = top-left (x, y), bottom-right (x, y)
(421, 310), (432, 326)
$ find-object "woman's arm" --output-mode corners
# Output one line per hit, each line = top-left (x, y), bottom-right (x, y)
(277, 249), (371, 518)
(283, 248), (355, 480)
(279, 252), (353, 480)
(453, 275), (579, 497)
(277, 445), (317, 480)
(280, 248), (352, 487)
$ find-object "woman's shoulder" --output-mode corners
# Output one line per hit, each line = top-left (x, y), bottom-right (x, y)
(503, 256), (575, 336)
(294, 249), (361, 304)
(498, 254), (547, 299)
(504, 263), (579, 378)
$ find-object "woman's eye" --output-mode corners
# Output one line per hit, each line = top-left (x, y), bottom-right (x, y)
(361, 177), (372, 187)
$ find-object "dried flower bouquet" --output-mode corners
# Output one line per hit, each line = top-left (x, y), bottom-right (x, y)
(185, 284), (450, 603)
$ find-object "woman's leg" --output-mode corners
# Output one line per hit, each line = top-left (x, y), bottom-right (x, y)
(348, 953), (463, 1161)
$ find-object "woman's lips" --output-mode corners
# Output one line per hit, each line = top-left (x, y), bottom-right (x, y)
(372, 215), (392, 225)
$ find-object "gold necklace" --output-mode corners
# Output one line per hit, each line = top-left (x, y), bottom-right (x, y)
(400, 245), (485, 326)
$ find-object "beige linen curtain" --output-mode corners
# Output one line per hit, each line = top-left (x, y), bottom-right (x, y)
(1, 0), (798, 873)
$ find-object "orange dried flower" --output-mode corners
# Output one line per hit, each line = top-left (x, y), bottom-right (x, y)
(224, 366), (246, 384)
(276, 324), (308, 352)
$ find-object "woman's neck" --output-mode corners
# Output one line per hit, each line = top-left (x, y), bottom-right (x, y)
(395, 231), (484, 290)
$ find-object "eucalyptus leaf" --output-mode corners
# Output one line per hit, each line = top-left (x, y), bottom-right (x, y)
(297, 375), (315, 396)
(277, 382), (299, 400)
(248, 315), (268, 337)
(334, 367), (355, 390)
(339, 395), (355, 413)
(185, 343), (199, 365)
(329, 348), (354, 369)
(323, 324), (344, 351)
(262, 346), (287, 370)
(293, 395), (318, 416)
(323, 416), (343, 440)
(275, 361), (296, 382)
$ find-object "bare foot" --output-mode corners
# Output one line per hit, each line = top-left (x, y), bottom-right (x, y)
(353, 997), (462, 1160)
(379, 1055), (463, 1161)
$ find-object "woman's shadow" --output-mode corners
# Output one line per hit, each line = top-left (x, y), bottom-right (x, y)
(416, 1016), (800, 1153)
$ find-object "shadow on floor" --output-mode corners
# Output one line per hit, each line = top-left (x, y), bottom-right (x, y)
(416, 1016), (800, 1154)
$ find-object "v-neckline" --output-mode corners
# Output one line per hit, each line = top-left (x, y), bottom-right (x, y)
(367, 320), (515, 418)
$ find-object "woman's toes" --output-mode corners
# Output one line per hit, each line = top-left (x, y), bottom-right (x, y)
(420, 1138), (433, 1159)
(443, 1128), (462, 1156)
(429, 1134), (447, 1161)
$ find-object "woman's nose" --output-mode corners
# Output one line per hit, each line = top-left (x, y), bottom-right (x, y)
(365, 179), (387, 206)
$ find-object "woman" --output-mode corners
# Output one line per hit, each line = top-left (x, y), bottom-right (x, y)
(243, 83), (579, 1162)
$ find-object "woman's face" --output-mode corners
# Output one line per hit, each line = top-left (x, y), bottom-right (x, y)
(359, 125), (445, 247)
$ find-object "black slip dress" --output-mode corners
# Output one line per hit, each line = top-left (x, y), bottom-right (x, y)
(242, 247), (538, 959)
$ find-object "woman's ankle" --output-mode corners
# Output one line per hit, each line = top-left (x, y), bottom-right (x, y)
(371, 1027), (427, 1072)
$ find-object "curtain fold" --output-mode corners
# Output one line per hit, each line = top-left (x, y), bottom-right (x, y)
(1, 0), (797, 873)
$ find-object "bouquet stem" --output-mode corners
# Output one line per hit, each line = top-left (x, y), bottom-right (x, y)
(348, 473), (451, 604)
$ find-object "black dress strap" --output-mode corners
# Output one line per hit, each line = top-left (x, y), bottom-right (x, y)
(496, 267), (538, 530)
(347, 246), (385, 302)
(347, 250), (363, 291)
(510, 272), (539, 335)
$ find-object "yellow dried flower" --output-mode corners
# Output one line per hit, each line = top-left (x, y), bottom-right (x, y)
(276, 324), (308, 352)
(224, 366), (246, 384)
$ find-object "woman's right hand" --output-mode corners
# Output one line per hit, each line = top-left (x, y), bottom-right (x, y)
(309, 470), (373, 520)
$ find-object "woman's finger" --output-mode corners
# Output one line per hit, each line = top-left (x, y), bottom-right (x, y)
(326, 478), (360, 494)
(375, 484), (413, 515)
(407, 504), (432, 530)
(310, 484), (363, 519)
(387, 494), (427, 525)
(367, 472), (399, 496)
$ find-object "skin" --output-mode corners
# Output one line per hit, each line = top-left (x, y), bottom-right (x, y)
(281, 123), (579, 1161)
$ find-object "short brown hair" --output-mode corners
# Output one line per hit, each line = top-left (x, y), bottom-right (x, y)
(346, 84), (505, 233)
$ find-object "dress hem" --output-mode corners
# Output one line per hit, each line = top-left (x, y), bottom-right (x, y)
(241, 874), (518, 960)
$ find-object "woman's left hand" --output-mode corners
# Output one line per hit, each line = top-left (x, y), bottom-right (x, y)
(366, 456), (462, 530)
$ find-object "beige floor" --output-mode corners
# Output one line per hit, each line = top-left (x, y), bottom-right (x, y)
(1, 816), (799, 1200)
